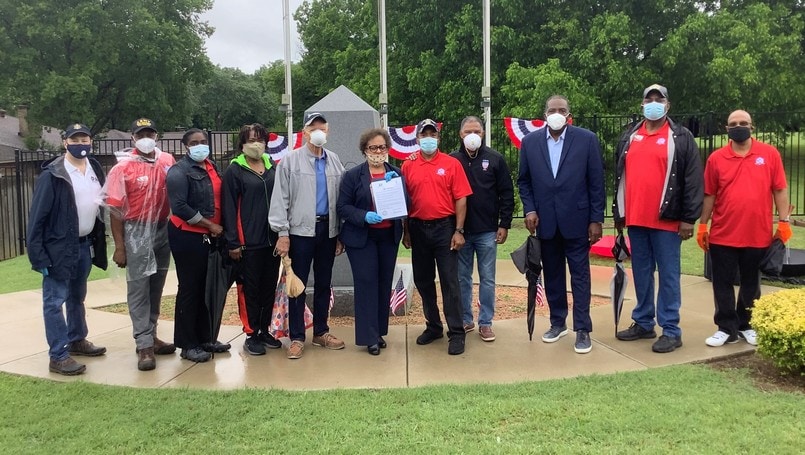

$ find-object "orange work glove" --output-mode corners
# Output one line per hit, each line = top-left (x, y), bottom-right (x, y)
(697, 224), (709, 251)
(775, 221), (793, 243)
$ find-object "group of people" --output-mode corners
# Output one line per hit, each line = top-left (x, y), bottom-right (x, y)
(28, 84), (792, 376)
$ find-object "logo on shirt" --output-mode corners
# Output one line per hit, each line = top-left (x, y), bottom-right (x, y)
(90, 176), (98, 183)
(633, 134), (644, 142)
(136, 175), (149, 188)
(436, 168), (446, 176)
(482, 159), (489, 171)
(657, 138), (666, 145)
(755, 157), (765, 166)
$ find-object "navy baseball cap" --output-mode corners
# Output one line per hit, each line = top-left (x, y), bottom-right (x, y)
(416, 118), (440, 135)
(63, 123), (92, 139)
(304, 112), (327, 126)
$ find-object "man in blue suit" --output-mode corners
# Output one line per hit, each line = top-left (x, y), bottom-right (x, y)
(517, 95), (605, 354)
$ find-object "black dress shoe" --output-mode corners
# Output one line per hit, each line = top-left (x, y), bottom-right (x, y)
(416, 330), (444, 345)
(367, 344), (381, 355)
(378, 337), (387, 349)
(201, 340), (231, 353)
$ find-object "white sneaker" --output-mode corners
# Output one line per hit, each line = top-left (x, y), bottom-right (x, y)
(739, 329), (758, 346)
(705, 330), (738, 347)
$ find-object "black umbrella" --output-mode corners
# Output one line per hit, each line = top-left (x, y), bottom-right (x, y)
(511, 234), (542, 340)
(611, 230), (631, 336)
(205, 236), (238, 344)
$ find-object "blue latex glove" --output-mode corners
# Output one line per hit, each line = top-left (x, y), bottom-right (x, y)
(384, 171), (399, 182)
(365, 211), (383, 224)
(39, 268), (49, 277)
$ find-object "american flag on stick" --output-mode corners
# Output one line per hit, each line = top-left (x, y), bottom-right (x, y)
(389, 273), (407, 315)
(535, 275), (546, 308)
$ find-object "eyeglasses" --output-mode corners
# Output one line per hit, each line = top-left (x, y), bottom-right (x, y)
(366, 144), (388, 152)
(727, 121), (752, 128)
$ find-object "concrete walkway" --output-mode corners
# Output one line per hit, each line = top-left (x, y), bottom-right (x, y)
(0, 259), (770, 390)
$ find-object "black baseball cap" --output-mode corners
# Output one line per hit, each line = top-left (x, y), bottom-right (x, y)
(63, 123), (92, 139)
(304, 112), (327, 126)
(642, 84), (668, 99)
(131, 118), (158, 134)
(417, 118), (440, 135)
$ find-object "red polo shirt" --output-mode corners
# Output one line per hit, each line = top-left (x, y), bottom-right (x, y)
(705, 139), (787, 248)
(402, 151), (472, 220)
(106, 150), (174, 222)
(624, 121), (679, 232)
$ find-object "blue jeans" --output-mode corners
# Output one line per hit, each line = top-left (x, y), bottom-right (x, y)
(628, 226), (682, 337)
(42, 241), (92, 361)
(458, 231), (497, 327)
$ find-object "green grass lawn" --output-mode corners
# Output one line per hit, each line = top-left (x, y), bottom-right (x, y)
(1, 365), (802, 453)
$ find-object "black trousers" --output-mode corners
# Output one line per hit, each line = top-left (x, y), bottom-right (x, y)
(238, 247), (281, 337)
(288, 222), (337, 341)
(709, 243), (765, 334)
(168, 224), (212, 349)
(409, 217), (464, 339)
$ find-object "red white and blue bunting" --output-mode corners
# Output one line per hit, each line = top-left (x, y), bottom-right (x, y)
(387, 122), (443, 160)
(267, 132), (303, 162)
(504, 117), (545, 149)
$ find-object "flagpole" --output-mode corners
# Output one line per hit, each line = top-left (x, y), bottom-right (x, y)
(282, 0), (293, 142)
(482, 0), (491, 147)
(378, 0), (389, 127)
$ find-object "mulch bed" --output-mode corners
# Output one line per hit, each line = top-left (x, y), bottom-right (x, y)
(699, 351), (805, 393)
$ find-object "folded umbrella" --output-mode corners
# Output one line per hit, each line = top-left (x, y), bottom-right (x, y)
(512, 234), (542, 340)
(205, 236), (238, 343)
(610, 231), (631, 336)
(281, 255), (306, 298)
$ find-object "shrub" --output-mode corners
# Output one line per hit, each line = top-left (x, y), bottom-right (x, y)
(752, 288), (805, 375)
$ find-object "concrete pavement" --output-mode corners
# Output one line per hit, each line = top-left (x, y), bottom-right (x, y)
(0, 259), (770, 390)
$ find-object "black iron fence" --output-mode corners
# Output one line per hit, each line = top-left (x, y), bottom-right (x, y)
(2, 114), (804, 261)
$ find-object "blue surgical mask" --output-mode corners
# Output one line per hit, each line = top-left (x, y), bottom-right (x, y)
(419, 137), (439, 154)
(642, 101), (666, 121)
(188, 144), (210, 162)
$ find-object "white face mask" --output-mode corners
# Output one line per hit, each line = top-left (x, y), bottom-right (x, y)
(309, 130), (327, 147)
(546, 113), (568, 131)
(463, 133), (482, 152)
(135, 137), (157, 154)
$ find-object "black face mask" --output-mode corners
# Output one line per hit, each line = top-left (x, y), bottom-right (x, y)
(727, 126), (752, 143)
(66, 144), (91, 158)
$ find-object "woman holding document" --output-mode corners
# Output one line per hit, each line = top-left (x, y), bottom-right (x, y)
(337, 128), (407, 355)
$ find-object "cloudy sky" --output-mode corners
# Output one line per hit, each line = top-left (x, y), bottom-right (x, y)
(200, 0), (306, 74)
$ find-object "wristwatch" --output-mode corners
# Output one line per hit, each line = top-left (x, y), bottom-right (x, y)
(455, 227), (465, 234)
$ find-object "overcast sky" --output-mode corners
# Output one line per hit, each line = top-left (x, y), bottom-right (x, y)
(200, 0), (306, 74)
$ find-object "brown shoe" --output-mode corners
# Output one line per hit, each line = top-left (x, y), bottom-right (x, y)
(68, 339), (106, 357)
(49, 357), (86, 376)
(463, 323), (475, 333)
(287, 340), (305, 359)
(154, 337), (176, 355)
(137, 347), (156, 371)
(479, 326), (496, 342)
(312, 333), (345, 350)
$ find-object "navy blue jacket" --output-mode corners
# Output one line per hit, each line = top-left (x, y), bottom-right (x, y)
(166, 155), (221, 225)
(517, 125), (605, 240)
(337, 162), (405, 249)
(27, 155), (107, 280)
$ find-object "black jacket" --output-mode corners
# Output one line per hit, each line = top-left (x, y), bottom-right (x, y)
(222, 154), (278, 250)
(613, 118), (704, 225)
(450, 144), (515, 234)
(166, 155), (221, 225)
(27, 155), (107, 280)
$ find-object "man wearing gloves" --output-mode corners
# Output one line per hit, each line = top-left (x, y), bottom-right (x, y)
(698, 109), (791, 347)
(269, 112), (346, 359)
(450, 116), (514, 342)
(27, 123), (107, 375)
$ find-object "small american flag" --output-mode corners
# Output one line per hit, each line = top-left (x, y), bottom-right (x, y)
(329, 286), (335, 312)
(535, 275), (546, 308)
(389, 273), (407, 315)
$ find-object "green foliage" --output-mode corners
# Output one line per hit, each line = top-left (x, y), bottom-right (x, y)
(753, 288), (805, 375)
(0, 0), (214, 133)
(189, 66), (279, 130)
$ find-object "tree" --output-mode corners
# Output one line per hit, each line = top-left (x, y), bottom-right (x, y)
(0, 0), (213, 134)
(190, 66), (279, 131)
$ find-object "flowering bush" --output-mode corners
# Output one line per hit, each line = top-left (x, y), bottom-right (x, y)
(752, 288), (805, 375)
